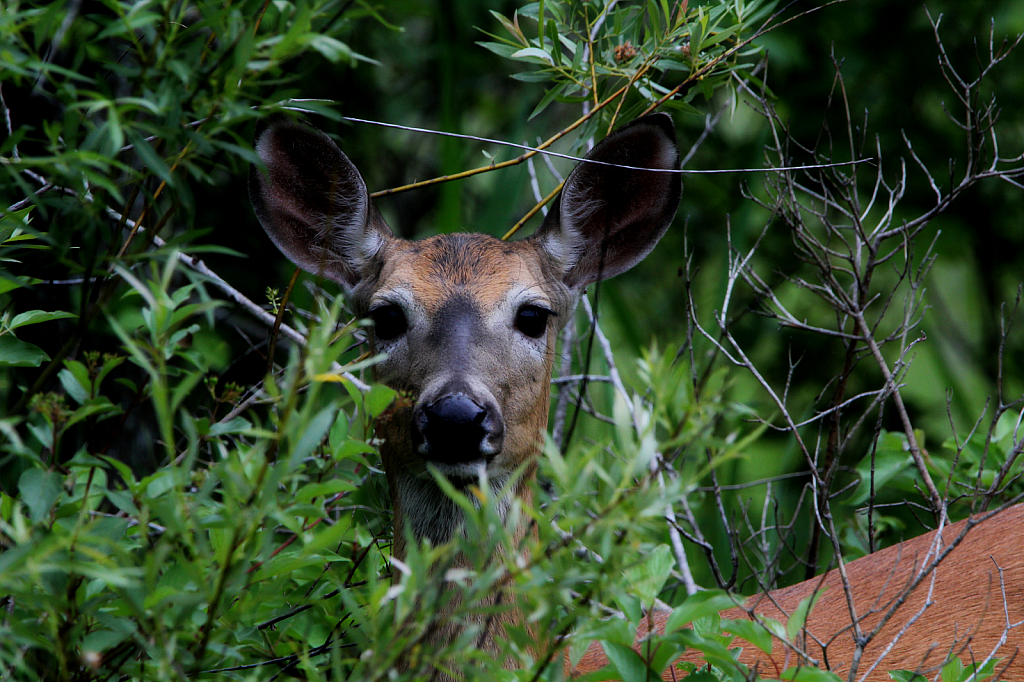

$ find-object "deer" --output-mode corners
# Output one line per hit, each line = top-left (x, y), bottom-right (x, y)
(248, 113), (1024, 681)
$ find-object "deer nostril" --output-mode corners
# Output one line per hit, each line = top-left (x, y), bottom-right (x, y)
(414, 393), (501, 465)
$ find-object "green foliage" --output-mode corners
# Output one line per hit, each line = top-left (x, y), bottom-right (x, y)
(2, 275), (370, 679)
(889, 656), (1001, 682)
(481, 0), (774, 134)
(0, 306), (765, 680)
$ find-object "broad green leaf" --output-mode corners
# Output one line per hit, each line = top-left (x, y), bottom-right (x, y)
(670, 629), (738, 671)
(364, 385), (396, 418)
(332, 439), (377, 463)
(329, 410), (350, 450)
(208, 416), (255, 437)
(19, 468), (63, 522)
(623, 544), (673, 604)
(59, 366), (90, 405)
(0, 336), (49, 367)
(295, 479), (355, 505)
(143, 471), (176, 499)
(0, 277), (29, 295)
(9, 310), (77, 330)
(301, 514), (353, 554)
(602, 640), (650, 682)
(942, 657), (964, 682)
(664, 590), (737, 633)
(722, 617), (774, 655)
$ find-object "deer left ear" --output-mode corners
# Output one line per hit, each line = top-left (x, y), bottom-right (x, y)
(532, 113), (682, 289)
(248, 116), (393, 291)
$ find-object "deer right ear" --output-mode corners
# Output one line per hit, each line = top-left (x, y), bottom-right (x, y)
(532, 113), (681, 289)
(248, 117), (393, 290)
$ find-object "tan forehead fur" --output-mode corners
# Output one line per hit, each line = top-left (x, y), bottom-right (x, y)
(378, 233), (554, 310)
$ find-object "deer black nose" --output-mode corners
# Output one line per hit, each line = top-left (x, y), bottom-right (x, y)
(414, 392), (502, 464)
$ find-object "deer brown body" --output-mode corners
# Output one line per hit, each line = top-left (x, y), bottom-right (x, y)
(572, 502), (1024, 680)
(249, 114), (1023, 681)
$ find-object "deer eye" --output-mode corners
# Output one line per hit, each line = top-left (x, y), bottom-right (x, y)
(515, 305), (552, 339)
(369, 304), (407, 341)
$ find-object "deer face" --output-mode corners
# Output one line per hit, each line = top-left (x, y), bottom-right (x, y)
(359, 233), (574, 485)
(249, 113), (680, 547)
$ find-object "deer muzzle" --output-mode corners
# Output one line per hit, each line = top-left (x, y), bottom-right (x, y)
(413, 390), (504, 466)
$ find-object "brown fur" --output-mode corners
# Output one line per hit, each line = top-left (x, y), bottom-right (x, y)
(570, 503), (1024, 681)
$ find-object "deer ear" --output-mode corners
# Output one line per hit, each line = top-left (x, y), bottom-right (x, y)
(532, 113), (681, 289)
(248, 117), (393, 290)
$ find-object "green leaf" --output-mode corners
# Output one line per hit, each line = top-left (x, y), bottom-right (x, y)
(295, 480), (355, 505)
(488, 10), (524, 42)
(647, 0), (662, 39)
(301, 514), (353, 555)
(664, 590), (737, 633)
(780, 667), (844, 681)
(888, 672), (928, 682)
(81, 627), (131, 655)
(700, 76), (714, 101)
(477, 41), (520, 59)
(615, 592), (643, 624)
(9, 310), (77, 330)
(670, 629), (738, 670)
(681, 673), (718, 682)
(0, 277), (29, 295)
(64, 400), (121, 430)
(364, 385), (395, 418)
(291, 404), (337, 466)
(529, 81), (567, 120)
(602, 640), (650, 682)
(309, 35), (354, 64)
(59, 366), (90, 405)
(170, 368), (206, 414)
(208, 416), (255, 437)
(722, 618), (773, 655)
(623, 544), (673, 604)
(511, 46), (554, 65)
(332, 439), (377, 463)
(510, 70), (554, 83)
(143, 470), (176, 499)
(126, 130), (174, 186)
(0, 335), (49, 367)
(19, 468), (64, 522)
(329, 410), (350, 450)
(787, 588), (825, 643)
(942, 657), (965, 682)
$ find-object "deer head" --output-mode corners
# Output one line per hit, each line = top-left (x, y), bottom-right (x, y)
(249, 113), (680, 672)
